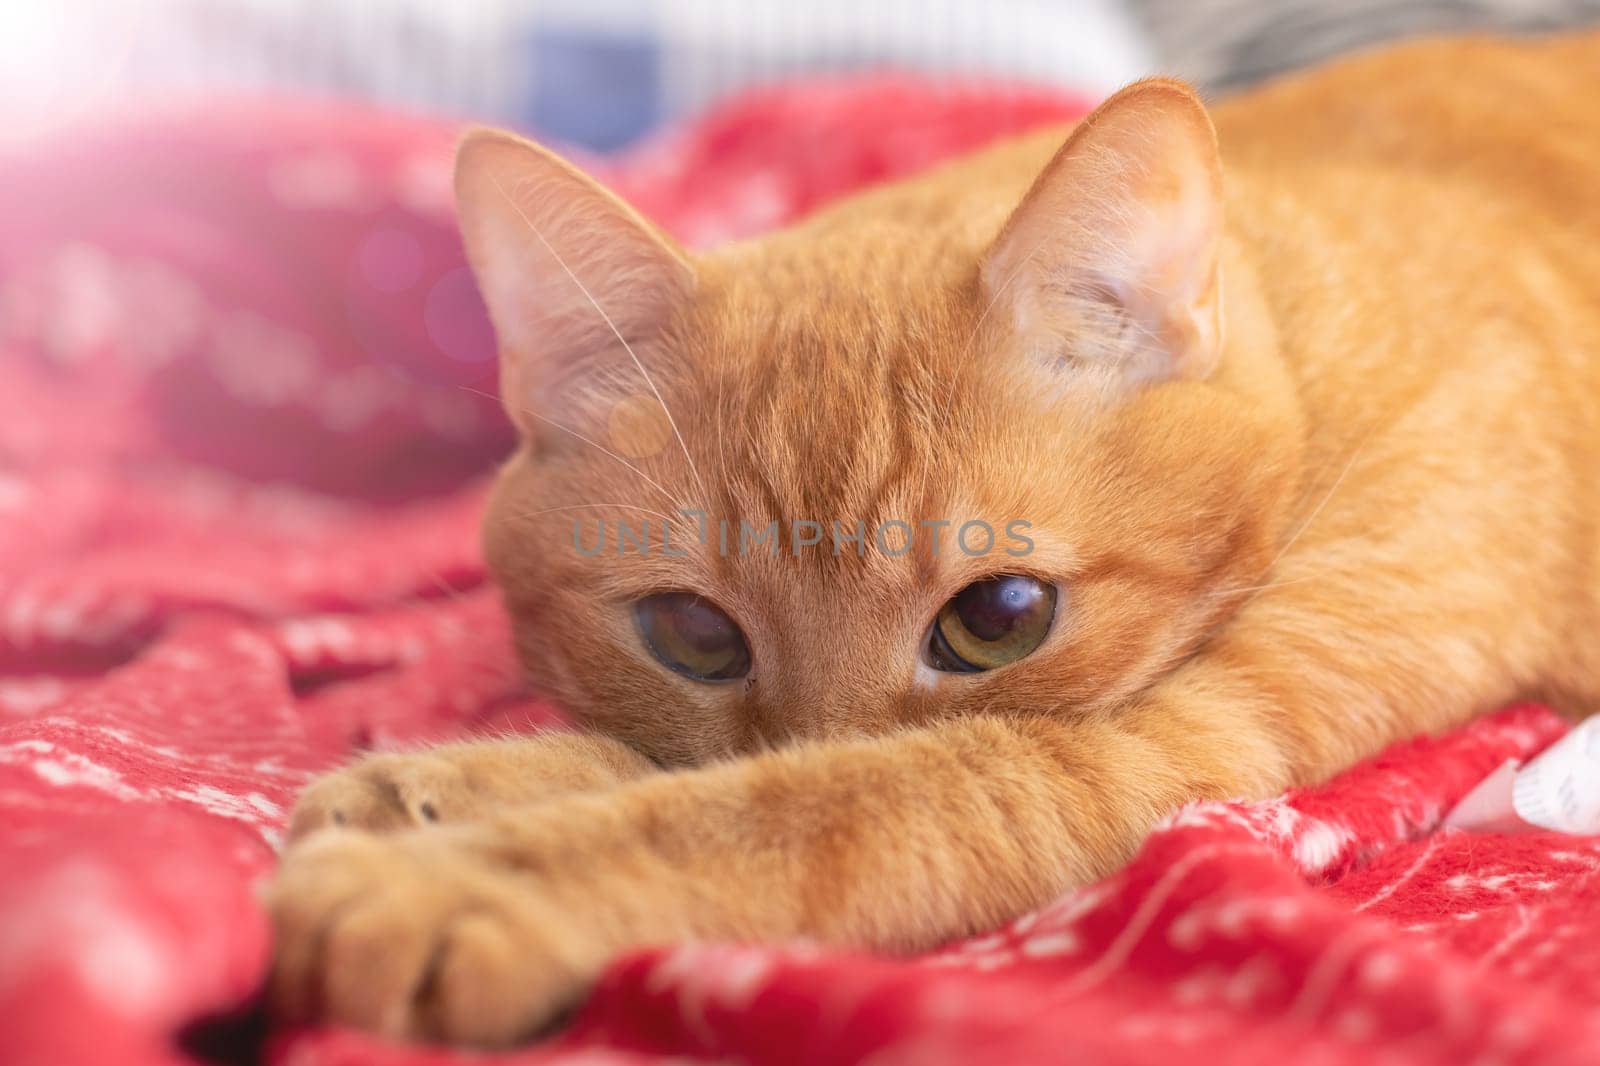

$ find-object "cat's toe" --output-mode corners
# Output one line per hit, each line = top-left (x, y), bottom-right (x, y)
(412, 908), (586, 1045)
(267, 829), (409, 1023)
(287, 753), (469, 841)
(268, 828), (590, 1045)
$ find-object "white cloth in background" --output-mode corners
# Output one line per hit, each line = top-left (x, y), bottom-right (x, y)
(0, 0), (1152, 149)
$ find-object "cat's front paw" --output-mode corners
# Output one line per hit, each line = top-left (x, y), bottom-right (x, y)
(287, 751), (478, 840)
(286, 734), (659, 841)
(268, 827), (603, 1045)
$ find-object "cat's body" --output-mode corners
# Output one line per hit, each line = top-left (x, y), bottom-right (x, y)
(271, 33), (1600, 1045)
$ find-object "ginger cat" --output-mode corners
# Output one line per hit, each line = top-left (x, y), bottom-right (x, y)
(270, 32), (1600, 1046)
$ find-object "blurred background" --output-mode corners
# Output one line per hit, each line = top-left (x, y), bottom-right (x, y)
(1, 0), (1148, 150)
(4, 0), (1600, 501)
(8, 0), (1600, 153)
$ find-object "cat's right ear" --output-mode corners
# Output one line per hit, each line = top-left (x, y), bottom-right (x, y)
(454, 129), (695, 435)
(981, 78), (1224, 388)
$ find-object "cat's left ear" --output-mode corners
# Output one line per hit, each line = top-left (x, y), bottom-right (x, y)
(982, 78), (1224, 385)
(454, 129), (695, 435)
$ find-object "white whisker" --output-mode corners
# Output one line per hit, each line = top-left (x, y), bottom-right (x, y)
(1216, 572), (1325, 598)
(945, 234), (1051, 407)
(1216, 428), (1385, 603)
(459, 384), (684, 508)
(923, 235), (1052, 506)
(1266, 429), (1377, 572)
(513, 502), (678, 524)
(488, 172), (706, 504)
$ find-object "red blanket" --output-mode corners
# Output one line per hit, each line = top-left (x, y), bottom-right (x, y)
(2, 80), (1597, 1066)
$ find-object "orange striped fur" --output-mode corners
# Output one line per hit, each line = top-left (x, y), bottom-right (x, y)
(271, 33), (1600, 1046)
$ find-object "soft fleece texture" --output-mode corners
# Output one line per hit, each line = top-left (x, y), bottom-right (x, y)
(1, 80), (1597, 1066)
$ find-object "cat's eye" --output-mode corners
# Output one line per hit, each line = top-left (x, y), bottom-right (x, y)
(927, 575), (1057, 673)
(634, 592), (751, 682)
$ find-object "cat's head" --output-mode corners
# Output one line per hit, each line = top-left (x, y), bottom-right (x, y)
(461, 80), (1301, 766)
